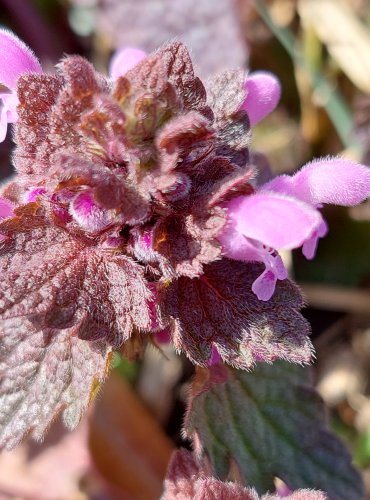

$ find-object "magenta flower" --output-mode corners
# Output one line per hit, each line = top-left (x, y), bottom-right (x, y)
(109, 46), (146, 78)
(242, 71), (281, 125)
(0, 29), (42, 142)
(0, 197), (13, 242)
(218, 158), (370, 300)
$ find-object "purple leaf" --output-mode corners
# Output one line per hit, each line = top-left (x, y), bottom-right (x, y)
(0, 319), (110, 449)
(206, 69), (250, 156)
(14, 73), (63, 176)
(0, 206), (157, 448)
(156, 42), (209, 115)
(161, 259), (312, 368)
(15, 57), (106, 179)
(207, 170), (254, 209)
(154, 212), (224, 279)
(0, 206), (154, 346)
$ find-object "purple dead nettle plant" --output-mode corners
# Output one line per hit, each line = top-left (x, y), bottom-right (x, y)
(0, 28), (369, 496)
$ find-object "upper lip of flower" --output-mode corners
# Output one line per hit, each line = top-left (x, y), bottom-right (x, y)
(0, 29), (42, 90)
(218, 157), (370, 300)
(0, 28), (42, 143)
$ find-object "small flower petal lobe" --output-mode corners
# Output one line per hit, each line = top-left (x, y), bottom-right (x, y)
(0, 29), (42, 89)
(225, 192), (322, 251)
(109, 47), (147, 79)
(242, 71), (281, 125)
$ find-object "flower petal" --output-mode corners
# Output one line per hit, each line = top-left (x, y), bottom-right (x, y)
(0, 29), (42, 89)
(217, 220), (264, 262)
(302, 218), (328, 260)
(0, 197), (13, 219)
(218, 211), (290, 300)
(0, 105), (8, 143)
(265, 158), (370, 207)
(109, 47), (147, 79)
(207, 345), (222, 366)
(69, 191), (115, 233)
(2, 92), (19, 123)
(252, 268), (278, 301)
(241, 71), (281, 125)
(225, 192), (322, 251)
(0, 197), (13, 241)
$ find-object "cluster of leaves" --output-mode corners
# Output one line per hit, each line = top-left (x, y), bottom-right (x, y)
(0, 36), (365, 498)
(0, 42), (313, 450)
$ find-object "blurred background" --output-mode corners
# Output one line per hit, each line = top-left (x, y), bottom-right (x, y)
(0, 0), (370, 498)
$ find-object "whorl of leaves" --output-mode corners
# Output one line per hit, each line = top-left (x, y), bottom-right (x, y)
(0, 42), (315, 447)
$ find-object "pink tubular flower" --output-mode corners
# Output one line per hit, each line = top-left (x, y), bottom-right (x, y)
(0, 197), (13, 219)
(0, 196), (14, 241)
(242, 71), (281, 125)
(0, 29), (42, 142)
(218, 158), (370, 301)
(109, 46), (146, 79)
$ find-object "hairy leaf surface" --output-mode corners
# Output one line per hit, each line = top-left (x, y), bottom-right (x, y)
(0, 208), (153, 345)
(207, 69), (250, 153)
(162, 259), (312, 367)
(163, 449), (327, 500)
(0, 206), (154, 448)
(186, 362), (364, 499)
(0, 319), (110, 449)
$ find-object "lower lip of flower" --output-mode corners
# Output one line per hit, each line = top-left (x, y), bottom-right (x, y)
(24, 187), (47, 203)
(69, 190), (116, 233)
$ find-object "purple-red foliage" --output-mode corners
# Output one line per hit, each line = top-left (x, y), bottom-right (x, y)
(0, 42), (313, 447)
(162, 449), (327, 499)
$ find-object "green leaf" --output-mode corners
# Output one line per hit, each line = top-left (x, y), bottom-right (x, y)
(185, 362), (364, 499)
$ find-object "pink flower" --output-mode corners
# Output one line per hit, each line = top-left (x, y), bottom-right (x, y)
(242, 71), (281, 125)
(108, 46), (146, 78)
(0, 196), (14, 241)
(0, 197), (13, 219)
(0, 29), (42, 142)
(218, 158), (370, 301)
